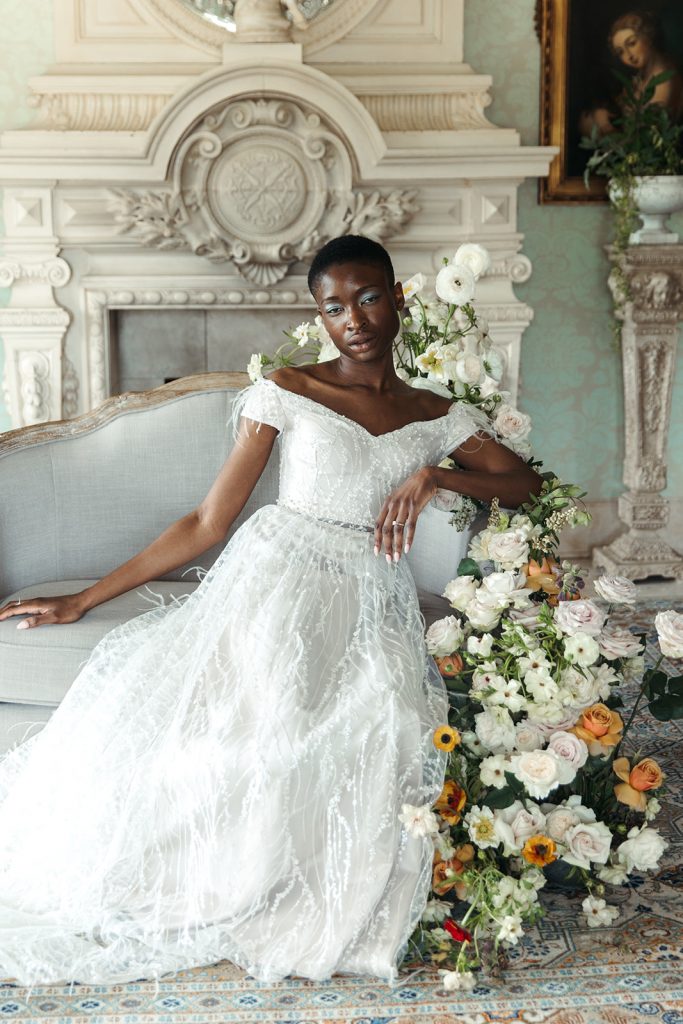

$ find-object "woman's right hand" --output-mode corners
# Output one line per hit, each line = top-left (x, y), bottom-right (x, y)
(0, 593), (88, 629)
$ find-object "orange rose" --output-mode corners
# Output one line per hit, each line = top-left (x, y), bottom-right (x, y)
(613, 756), (664, 812)
(432, 855), (464, 895)
(454, 843), (475, 864)
(570, 703), (623, 756)
(523, 557), (561, 597)
(434, 780), (467, 825)
(435, 654), (464, 678)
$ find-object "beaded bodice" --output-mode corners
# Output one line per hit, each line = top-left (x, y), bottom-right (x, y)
(239, 378), (482, 529)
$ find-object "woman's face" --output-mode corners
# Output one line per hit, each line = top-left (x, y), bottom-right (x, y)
(313, 262), (404, 362)
(611, 27), (651, 70)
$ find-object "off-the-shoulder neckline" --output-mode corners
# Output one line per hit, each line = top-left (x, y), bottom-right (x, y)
(258, 376), (462, 440)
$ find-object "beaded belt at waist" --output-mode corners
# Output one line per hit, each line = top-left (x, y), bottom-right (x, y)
(276, 499), (374, 534)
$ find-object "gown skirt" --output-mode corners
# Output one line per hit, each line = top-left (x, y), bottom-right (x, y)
(0, 503), (448, 987)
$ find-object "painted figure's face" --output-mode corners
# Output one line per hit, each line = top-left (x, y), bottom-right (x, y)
(314, 262), (404, 362)
(611, 27), (651, 70)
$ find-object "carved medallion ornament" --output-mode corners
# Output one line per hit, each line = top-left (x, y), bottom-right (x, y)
(109, 97), (419, 284)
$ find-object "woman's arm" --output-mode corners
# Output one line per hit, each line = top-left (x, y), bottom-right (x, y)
(375, 432), (542, 562)
(0, 417), (278, 629)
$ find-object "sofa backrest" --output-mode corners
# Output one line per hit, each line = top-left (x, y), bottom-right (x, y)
(0, 375), (279, 596)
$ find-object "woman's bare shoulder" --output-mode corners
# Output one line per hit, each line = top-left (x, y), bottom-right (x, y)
(267, 365), (323, 398)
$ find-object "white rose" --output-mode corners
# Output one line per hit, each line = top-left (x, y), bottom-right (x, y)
(554, 600), (606, 637)
(654, 610), (683, 659)
(589, 663), (619, 701)
(443, 575), (479, 613)
(559, 666), (601, 708)
(493, 403), (532, 442)
(528, 705), (580, 736)
(468, 527), (492, 562)
(487, 529), (530, 571)
(510, 749), (573, 799)
(435, 262), (476, 305)
(563, 633), (600, 667)
(247, 353), (264, 383)
(497, 800), (547, 851)
(425, 616), (464, 656)
(582, 895), (619, 928)
(453, 242), (491, 280)
(474, 706), (517, 753)
(509, 606), (544, 630)
(409, 375), (453, 399)
(547, 731), (589, 772)
(545, 806), (581, 843)
(454, 354), (485, 385)
(562, 819), (613, 869)
(467, 632), (494, 657)
(593, 574), (637, 606)
(616, 825), (668, 873)
(598, 625), (644, 661)
(514, 718), (545, 752)
(623, 656), (645, 683)
(398, 803), (439, 838)
(466, 595), (502, 631)
(480, 571), (531, 609)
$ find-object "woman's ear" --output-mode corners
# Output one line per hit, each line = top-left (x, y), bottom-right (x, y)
(393, 282), (405, 311)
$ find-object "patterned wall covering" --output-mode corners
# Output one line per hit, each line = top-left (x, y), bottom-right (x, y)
(0, 0), (680, 511)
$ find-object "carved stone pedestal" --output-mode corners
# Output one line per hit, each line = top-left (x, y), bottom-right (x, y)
(593, 245), (683, 580)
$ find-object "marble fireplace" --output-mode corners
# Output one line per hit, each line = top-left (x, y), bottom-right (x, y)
(0, 0), (555, 427)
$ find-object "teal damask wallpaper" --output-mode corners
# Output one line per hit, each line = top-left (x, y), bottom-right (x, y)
(0, 0), (681, 508)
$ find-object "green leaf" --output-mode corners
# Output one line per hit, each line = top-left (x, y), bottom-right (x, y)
(666, 676), (683, 695)
(482, 786), (516, 809)
(644, 670), (668, 697)
(648, 694), (683, 721)
(457, 558), (482, 581)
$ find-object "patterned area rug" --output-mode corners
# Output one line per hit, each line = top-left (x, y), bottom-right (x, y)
(2, 600), (682, 1024)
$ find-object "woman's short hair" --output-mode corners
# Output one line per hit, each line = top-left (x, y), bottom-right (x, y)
(307, 235), (395, 296)
(608, 10), (660, 53)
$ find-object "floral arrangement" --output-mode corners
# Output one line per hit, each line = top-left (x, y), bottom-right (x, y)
(403, 498), (683, 991)
(247, 243), (533, 530)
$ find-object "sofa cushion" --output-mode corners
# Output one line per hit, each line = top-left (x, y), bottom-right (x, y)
(0, 580), (197, 707)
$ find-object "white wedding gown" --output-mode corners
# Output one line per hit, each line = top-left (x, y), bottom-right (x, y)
(0, 378), (481, 988)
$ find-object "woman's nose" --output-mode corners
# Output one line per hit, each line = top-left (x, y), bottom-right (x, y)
(347, 305), (367, 328)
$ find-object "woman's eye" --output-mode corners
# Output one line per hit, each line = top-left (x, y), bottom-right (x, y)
(361, 294), (379, 304)
(325, 306), (342, 315)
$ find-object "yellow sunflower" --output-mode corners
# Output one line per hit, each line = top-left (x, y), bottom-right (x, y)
(433, 725), (461, 752)
(522, 834), (557, 867)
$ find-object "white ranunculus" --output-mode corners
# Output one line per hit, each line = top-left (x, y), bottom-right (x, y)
(398, 802), (439, 838)
(409, 375), (453, 399)
(440, 969), (476, 992)
(453, 242), (491, 280)
(485, 678), (527, 715)
(422, 898), (451, 923)
(654, 610), (683, 659)
(443, 575), (479, 613)
(467, 632), (494, 657)
(487, 529), (530, 571)
(645, 797), (661, 822)
(454, 354), (485, 385)
(593, 574), (637, 606)
(582, 895), (619, 928)
(547, 731), (589, 772)
(462, 730), (485, 756)
(402, 272), (426, 302)
(616, 825), (668, 873)
(554, 599), (606, 637)
(247, 353), (264, 383)
(510, 749), (573, 799)
(563, 633), (600, 668)
(518, 648), (551, 674)
(514, 718), (545, 752)
(425, 615), (464, 656)
(524, 667), (559, 703)
(474, 706), (517, 753)
(493, 403), (532, 442)
(467, 527), (492, 562)
(479, 753), (510, 789)
(562, 819), (613, 869)
(497, 914), (524, 945)
(466, 595), (503, 632)
(435, 262), (476, 305)
(598, 625), (644, 661)
(478, 375), (501, 398)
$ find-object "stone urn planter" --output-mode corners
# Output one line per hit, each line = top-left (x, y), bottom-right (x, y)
(628, 175), (683, 244)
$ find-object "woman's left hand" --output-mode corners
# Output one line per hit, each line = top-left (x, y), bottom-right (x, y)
(374, 467), (438, 563)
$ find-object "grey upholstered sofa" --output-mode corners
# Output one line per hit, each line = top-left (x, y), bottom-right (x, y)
(0, 372), (460, 756)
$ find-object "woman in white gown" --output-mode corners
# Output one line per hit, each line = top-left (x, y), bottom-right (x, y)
(0, 236), (541, 988)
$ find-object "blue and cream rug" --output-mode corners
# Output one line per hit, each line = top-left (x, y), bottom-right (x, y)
(2, 600), (682, 1024)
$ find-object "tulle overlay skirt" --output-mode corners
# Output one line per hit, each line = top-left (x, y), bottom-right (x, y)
(0, 505), (447, 987)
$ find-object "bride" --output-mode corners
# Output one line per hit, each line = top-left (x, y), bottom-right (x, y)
(0, 234), (541, 987)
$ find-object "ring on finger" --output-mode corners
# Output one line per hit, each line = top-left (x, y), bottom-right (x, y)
(392, 520), (405, 529)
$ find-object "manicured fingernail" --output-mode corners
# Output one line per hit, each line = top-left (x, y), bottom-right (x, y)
(393, 552), (400, 563)
(385, 554), (392, 565)
(374, 544), (379, 556)
(17, 621), (29, 630)
(404, 543), (411, 554)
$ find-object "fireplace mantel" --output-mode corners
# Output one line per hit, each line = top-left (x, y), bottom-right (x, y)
(0, 0), (556, 428)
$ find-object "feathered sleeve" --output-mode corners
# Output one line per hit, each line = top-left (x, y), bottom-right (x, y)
(439, 401), (493, 460)
(231, 379), (286, 438)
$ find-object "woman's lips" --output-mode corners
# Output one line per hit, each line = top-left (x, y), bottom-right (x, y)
(347, 334), (374, 350)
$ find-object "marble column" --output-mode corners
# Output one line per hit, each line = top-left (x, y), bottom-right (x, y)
(594, 245), (683, 580)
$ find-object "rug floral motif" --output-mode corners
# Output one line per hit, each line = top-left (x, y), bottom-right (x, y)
(1, 601), (681, 1024)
